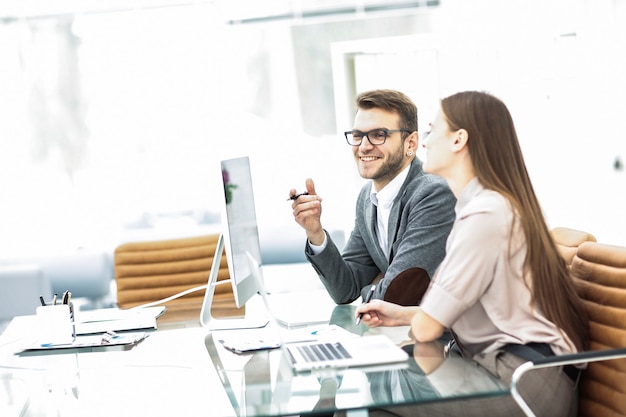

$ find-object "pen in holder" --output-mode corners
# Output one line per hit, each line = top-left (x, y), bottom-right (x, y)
(36, 302), (76, 346)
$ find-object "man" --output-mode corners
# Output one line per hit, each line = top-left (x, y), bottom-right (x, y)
(289, 89), (456, 305)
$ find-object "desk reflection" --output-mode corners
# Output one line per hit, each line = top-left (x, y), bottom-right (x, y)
(204, 317), (505, 417)
(367, 343), (440, 406)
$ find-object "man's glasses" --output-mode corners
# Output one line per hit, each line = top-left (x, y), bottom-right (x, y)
(344, 129), (411, 146)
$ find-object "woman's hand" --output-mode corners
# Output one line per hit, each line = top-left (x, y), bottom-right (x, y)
(354, 299), (418, 327)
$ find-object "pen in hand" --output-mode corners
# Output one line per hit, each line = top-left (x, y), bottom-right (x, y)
(286, 192), (309, 201)
(355, 284), (376, 325)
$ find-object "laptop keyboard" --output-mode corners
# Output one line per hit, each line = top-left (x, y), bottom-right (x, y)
(296, 342), (352, 363)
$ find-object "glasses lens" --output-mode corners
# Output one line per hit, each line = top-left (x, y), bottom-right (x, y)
(345, 131), (362, 145)
(368, 129), (387, 145)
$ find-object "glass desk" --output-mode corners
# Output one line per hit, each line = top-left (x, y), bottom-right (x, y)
(204, 304), (508, 417)
(1, 301), (508, 417)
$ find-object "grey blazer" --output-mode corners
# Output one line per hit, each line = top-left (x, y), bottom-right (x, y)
(305, 158), (456, 304)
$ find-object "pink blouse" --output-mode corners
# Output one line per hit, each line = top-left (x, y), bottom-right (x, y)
(420, 178), (576, 356)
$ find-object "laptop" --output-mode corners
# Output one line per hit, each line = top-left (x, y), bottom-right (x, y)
(282, 332), (409, 373)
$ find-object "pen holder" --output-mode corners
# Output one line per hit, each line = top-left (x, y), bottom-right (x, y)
(35, 303), (76, 345)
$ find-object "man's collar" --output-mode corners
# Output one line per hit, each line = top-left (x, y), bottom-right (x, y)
(370, 163), (411, 208)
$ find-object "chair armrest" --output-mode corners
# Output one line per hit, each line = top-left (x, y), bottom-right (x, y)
(511, 348), (626, 417)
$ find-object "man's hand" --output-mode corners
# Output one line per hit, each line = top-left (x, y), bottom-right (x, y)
(290, 178), (325, 246)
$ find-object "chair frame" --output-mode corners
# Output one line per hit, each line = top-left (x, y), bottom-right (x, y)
(511, 348), (626, 417)
(512, 230), (626, 416)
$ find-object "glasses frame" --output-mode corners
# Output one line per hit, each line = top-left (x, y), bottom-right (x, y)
(344, 128), (412, 146)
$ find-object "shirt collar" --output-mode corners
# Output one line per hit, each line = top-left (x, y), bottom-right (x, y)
(369, 164), (411, 208)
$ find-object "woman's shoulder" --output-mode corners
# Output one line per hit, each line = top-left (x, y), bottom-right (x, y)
(454, 187), (518, 248)
(459, 183), (512, 223)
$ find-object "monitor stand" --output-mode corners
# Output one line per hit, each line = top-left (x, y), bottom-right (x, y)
(201, 295), (269, 331)
(199, 235), (269, 331)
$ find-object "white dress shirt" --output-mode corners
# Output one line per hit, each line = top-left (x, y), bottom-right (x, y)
(370, 165), (410, 256)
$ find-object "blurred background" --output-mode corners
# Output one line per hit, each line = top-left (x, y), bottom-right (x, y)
(0, 0), (624, 263)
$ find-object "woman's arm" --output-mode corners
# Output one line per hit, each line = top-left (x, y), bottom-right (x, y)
(410, 309), (446, 342)
(356, 299), (446, 342)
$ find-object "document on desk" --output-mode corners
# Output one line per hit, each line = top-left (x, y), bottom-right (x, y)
(74, 306), (166, 335)
(18, 332), (150, 356)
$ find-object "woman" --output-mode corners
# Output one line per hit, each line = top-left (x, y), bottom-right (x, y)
(355, 91), (589, 417)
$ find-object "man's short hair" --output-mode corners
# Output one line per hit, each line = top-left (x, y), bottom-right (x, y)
(355, 89), (418, 134)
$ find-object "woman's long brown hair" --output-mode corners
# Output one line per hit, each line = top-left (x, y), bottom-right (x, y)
(441, 91), (588, 351)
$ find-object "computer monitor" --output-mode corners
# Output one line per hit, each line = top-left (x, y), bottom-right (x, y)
(220, 156), (265, 307)
(199, 156), (269, 330)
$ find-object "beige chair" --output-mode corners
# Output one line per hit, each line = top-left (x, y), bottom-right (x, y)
(551, 227), (597, 265)
(513, 231), (626, 417)
(114, 234), (243, 324)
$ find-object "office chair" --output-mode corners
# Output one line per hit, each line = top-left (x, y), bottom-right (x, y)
(114, 234), (242, 324)
(551, 227), (597, 265)
(512, 236), (626, 417)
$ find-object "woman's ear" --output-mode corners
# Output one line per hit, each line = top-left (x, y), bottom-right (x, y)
(451, 129), (469, 152)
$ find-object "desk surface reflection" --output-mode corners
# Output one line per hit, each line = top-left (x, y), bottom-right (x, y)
(1, 303), (507, 417)
(204, 304), (507, 417)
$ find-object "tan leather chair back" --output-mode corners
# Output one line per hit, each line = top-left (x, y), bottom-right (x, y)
(114, 234), (241, 322)
(551, 227), (597, 265)
(572, 241), (626, 417)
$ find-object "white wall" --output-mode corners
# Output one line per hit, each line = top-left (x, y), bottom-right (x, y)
(1, 0), (624, 260)
(332, 0), (626, 245)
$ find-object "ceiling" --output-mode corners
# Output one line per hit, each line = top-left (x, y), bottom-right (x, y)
(0, 0), (439, 23)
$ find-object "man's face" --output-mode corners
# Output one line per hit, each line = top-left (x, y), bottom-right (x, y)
(351, 108), (409, 191)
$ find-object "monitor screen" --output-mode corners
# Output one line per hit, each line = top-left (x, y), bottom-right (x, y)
(220, 156), (265, 308)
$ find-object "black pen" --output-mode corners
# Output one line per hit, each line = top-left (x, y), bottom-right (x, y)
(39, 295), (46, 307)
(286, 192), (309, 201)
(355, 284), (376, 325)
